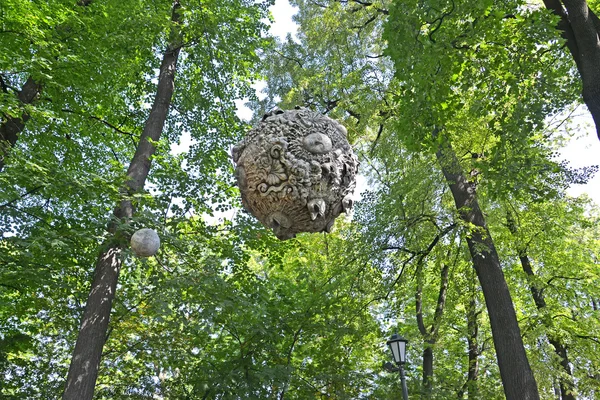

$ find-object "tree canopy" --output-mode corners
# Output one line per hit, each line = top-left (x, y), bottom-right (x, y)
(1, 0), (599, 399)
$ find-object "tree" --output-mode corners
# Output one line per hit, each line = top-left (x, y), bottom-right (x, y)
(382, 1), (585, 398)
(494, 195), (600, 399)
(2, 0), (600, 398)
(543, 0), (600, 140)
(506, 209), (575, 400)
(0, 0), (165, 173)
(414, 231), (453, 398)
(255, 0), (597, 398)
(62, 3), (183, 398)
(434, 137), (539, 399)
(1, 0), (272, 397)
(0, 77), (40, 172)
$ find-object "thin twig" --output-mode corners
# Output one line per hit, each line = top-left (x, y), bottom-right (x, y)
(61, 108), (134, 136)
(0, 185), (44, 209)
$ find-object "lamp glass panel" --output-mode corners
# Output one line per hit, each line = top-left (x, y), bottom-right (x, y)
(399, 340), (406, 362)
(389, 341), (401, 364)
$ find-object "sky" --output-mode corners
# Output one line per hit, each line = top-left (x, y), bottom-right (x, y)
(269, 0), (299, 41)
(557, 114), (600, 202)
(259, 0), (600, 205)
(233, 0), (299, 122)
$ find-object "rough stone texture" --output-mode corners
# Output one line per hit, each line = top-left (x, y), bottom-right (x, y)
(232, 107), (359, 240)
(130, 228), (160, 257)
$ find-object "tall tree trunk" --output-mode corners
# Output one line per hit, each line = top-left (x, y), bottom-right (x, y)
(421, 345), (433, 398)
(416, 256), (450, 399)
(466, 295), (480, 400)
(62, 3), (182, 399)
(506, 212), (576, 400)
(458, 290), (480, 400)
(435, 138), (539, 400)
(415, 258), (432, 397)
(0, 77), (41, 172)
(543, 0), (600, 140)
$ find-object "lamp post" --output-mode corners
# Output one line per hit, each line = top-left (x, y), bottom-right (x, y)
(386, 333), (409, 400)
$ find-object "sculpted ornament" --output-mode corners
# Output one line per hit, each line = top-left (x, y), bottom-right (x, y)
(130, 228), (160, 257)
(232, 107), (359, 240)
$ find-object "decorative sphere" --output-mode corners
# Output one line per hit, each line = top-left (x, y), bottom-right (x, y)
(232, 107), (359, 240)
(130, 228), (160, 257)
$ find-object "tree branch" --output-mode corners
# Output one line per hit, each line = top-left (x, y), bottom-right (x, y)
(0, 185), (44, 209)
(0, 77), (42, 172)
(60, 109), (134, 136)
(351, 13), (378, 32)
(415, 259), (427, 336)
(370, 123), (384, 153)
(274, 49), (304, 69)
(430, 262), (450, 339)
(426, 0), (455, 43)
(543, 0), (582, 69)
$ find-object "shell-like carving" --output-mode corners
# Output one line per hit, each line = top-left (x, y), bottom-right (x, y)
(307, 198), (326, 221)
(303, 133), (333, 154)
(232, 107), (359, 240)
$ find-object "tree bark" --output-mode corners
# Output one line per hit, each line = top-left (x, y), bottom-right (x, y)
(62, 3), (182, 399)
(61, 246), (122, 400)
(543, 0), (600, 140)
(506, 212), (576, 400)
(458, 290), (480, 400)
(0, 77), (41, 172)
(422, 345), (433, 397)
(466, 296), (480, 400)
(416, 258), (450, 399)
(415, 258), (432, 396)
(435, 139), (539, 400)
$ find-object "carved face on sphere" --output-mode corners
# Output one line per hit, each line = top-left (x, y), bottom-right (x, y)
(232, 108), (359, 240)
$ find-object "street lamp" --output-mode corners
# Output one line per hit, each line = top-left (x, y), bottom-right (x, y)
(386, 333), (409, 400)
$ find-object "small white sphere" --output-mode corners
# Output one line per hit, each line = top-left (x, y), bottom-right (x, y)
(130, 228), (160, 257)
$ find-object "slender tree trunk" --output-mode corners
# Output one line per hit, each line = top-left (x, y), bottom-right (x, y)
(0, 77), (41, 172)
(61, 246), (122, 400)
(435, 139), (539, 400)
(62, 3), (181, 399)
(466, 288), (480, 400)
(506, 212), (576, 400)
(457, 290), (480, 400)
(422, 344), (433, 397)
(416, 258), (450, 399)
(548, 338), (575, 400)
(415, 259), (432, 397)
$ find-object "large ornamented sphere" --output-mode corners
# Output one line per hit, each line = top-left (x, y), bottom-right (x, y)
(232, 107), (359, 240)
(130, 228), (160, 257)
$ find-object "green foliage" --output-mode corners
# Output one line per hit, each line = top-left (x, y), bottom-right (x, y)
(2, 0), (600, 398)
(252, 0), (600, 398)
(0, 0), (276, 397)
(491, 195), (600, 398)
